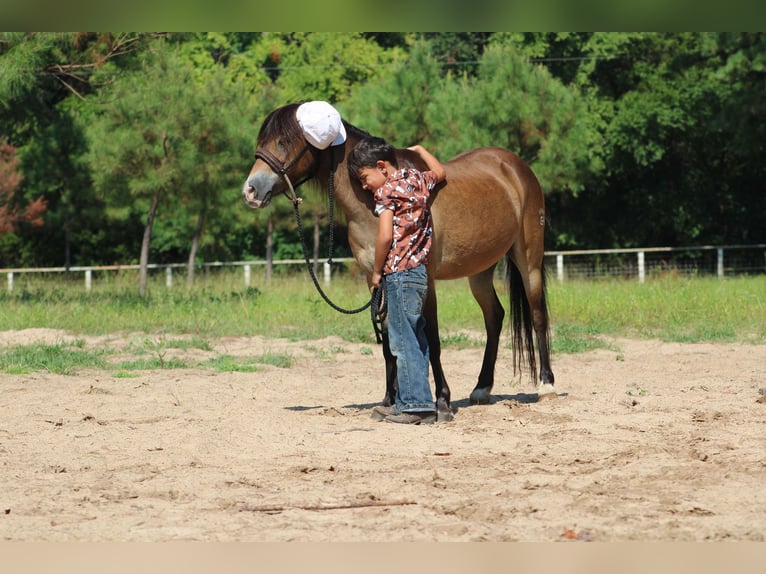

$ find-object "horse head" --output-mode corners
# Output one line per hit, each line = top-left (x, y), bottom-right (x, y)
(243, 102), (345, 208)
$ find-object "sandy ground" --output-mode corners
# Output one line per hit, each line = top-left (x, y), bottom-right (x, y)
(1, 327), (764, 542)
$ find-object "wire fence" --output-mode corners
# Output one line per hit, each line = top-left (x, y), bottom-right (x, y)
(2, 244), (765, 293)
(545, 244), (766, 282)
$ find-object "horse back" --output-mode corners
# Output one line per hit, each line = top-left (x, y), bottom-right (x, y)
(410, 146), (545, 280)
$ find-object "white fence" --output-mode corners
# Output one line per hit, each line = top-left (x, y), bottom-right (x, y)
(2, 244), (765, 292)
(544, 244), (766, 283)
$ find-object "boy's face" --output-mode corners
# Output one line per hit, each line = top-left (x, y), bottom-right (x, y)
(357, 160), (389, 192)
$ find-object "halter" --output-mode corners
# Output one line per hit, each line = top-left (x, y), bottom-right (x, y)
(253, 143), (313, 205)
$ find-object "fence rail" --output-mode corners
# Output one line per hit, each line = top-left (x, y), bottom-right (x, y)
(2, 244), (765, 292)
(544, 244), (766, 282)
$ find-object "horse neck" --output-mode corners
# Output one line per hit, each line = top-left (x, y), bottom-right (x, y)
(315, 138), (375, 225)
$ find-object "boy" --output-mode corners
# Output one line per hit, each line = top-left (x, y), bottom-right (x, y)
(348, 137), (446, 424)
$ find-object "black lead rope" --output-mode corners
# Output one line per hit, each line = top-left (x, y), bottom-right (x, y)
(292, 201), (373, 315)
(293, 201), (387, 343)
(286, 146), (387, 343)
(370, 283), (387, 344)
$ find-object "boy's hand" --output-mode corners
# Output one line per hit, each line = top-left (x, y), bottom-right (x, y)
(407, 144), (446, 183)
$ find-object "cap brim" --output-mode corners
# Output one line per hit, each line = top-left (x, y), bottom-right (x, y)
(331, 122), (347, 146)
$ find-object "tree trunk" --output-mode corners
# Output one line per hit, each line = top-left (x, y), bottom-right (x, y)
(313, 211), (320, 276)
(139, 131), (168, 297)
(139, 189), (161, 297)
(187, 208), (206, 286)
(266, 213), (274, 283)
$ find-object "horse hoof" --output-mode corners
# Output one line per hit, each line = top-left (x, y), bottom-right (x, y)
(437, 409), (454, 423)
(469, 388), (491, 405)
(536, 383), (557, 402)
(436, 398), (454, 422)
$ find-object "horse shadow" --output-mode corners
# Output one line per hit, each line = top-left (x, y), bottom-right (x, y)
(285, 391), (557, 415)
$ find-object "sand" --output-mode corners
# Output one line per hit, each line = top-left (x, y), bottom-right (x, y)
(1, 328), (764, 542)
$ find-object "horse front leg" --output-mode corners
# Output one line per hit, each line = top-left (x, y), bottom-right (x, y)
(424, 278), (453, 421)
(380, 330), (397, 407)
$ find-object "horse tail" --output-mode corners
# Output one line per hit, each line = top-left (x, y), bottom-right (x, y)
(505, 253), (548, 382)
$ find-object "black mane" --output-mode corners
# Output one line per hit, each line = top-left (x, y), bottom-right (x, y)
(257, 102), (373, 150)
(256, 103), (303, 148)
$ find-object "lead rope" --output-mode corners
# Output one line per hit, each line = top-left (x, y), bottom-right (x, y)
(289, 158), (387, 342)
(370, 283), (387, 344)
(292, 200), (371, 315)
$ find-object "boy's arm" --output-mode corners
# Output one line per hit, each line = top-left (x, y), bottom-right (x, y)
(372, 209), (393, 289)
(407, 144), (446, 183)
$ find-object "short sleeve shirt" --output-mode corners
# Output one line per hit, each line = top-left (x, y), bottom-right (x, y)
(374, 168), (437, 275)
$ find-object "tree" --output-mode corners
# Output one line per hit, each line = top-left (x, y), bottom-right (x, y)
(82, 41), (255, 295)
(435, 43), (597, 197)
(567, 32), (766, 247)
(273, 32), (402, 104)
(0, 33), (161, 140)
(0, 33), (161, 268)
(0, 140), (46, 235)
(342, 40), (442, 147)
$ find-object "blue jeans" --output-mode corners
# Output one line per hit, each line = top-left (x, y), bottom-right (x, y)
(385, 265), (434, 413)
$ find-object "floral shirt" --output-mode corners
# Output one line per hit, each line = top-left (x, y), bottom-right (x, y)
(374, 168), (436, 275)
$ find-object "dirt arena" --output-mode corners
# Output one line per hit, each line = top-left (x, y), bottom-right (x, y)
(1, 328), (764, 542)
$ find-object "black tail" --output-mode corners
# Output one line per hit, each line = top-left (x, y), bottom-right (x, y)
(505, 254), (549, 382)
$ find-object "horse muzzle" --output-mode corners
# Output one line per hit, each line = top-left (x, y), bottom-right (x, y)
(242, 172), (278, 208)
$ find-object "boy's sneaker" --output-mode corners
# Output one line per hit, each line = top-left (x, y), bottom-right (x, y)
(384, 411), (436, 425)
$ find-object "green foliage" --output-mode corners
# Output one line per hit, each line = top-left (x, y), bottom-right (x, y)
(1, 32), (765, 267)
(81, 39), (259, 267)
(273, 33), (401, 104)
(439, 43), (597, 196)
(342, 40), (442, 146)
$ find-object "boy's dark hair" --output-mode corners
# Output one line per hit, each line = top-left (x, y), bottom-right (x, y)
(347, 137), (398, 181)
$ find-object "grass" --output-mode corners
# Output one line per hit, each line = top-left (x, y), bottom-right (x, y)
(0, 269), (763, 374)
(548, 274), (766, 345)
(0, 341), (108, 375)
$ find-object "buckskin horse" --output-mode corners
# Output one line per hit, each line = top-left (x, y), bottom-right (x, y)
(242, 102), (555, 421)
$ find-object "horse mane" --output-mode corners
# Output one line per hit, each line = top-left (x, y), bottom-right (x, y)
(257, 102), (375, 151)
(343, 122), (372, 142)
(256, 103), (303, 147)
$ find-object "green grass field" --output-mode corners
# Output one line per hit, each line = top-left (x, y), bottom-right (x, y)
(0, 269), (763, 374)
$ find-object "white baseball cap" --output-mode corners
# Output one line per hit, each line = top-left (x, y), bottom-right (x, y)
(296, 101), (347, 149)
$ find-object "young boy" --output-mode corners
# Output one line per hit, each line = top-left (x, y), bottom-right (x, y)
(348, 137), (446, 424)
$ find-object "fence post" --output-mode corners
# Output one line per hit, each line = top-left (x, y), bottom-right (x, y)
(244, 264), (251, 288)
(7, 272), (13, 293)
(323, 262), (331, 285)
(717, 247), (724, 278)
(556, 254), (564, 282)
(166, 266), (173, 288)
(85, 269), (92, 291)
(638, 251), (645, 284)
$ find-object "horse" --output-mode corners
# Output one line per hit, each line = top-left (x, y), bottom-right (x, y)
(242, 102), (555, 421)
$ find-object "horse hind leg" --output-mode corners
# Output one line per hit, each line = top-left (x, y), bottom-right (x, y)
(532, 266), (555, 396)
(467, 265), (505, 405)
(508, 248), (555, 399)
